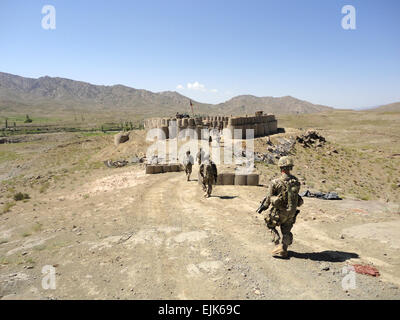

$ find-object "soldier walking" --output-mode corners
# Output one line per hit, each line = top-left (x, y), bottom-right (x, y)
(183, 150), (194, 181)
(256, 156), (303, 258)
(199, 157), (218, 198)
(196, 148), (205, 165)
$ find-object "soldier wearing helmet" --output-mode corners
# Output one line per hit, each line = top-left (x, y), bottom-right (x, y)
(183, 150), (194, 181)
(199, 154), (218, 198)
(257, 156), (303, 258)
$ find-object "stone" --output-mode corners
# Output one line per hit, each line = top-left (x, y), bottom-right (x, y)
(321, 264), (330, 271)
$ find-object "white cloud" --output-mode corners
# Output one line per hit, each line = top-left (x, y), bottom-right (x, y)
(176, 82), (219, 94)
(187, 81), (205, 91)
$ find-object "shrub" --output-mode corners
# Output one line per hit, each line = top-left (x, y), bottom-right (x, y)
(13, 192), (30, 201)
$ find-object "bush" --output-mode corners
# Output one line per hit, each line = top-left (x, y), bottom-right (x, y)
(13, 192), (30, 201)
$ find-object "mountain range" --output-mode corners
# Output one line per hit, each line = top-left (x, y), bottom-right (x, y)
(1, 71), (393, 118)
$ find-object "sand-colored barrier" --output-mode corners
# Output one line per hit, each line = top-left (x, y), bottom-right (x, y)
(216, 174), (224, 185)
(247, 174), (259, 186)
(222, 173), (235, 185)
(160, 126), (169, 139)
(145, 165), (155, 174)
(268, 120), (278, 133)
(153, 165), (163, 174)
(234, 174), (247, 185)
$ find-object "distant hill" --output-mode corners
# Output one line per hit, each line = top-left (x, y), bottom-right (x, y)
(368, 102), (400, 112)
(213, 95), (331, 115)
(0, 72), (332, 117)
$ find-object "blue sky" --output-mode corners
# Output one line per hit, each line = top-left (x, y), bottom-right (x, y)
(0, 0), (399, 108)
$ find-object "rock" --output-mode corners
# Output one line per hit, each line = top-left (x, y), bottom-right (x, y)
(114, 132), (130, 146)
(321, 264), (330, 271)
(321, 179), (326, 183)
(340, 234), (345, 239)
(254, 289), (261, 295)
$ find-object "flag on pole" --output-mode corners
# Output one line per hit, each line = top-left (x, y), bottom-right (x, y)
(189, 100), (194, 117)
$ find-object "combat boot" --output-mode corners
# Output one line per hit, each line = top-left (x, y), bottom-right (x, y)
(271, 244), (288, 258)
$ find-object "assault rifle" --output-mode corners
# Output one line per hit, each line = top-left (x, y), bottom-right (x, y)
(256, 197), (269, 214)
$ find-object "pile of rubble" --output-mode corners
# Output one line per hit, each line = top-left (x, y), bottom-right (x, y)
(296, 129), (326, 148)
(255, 137), (296, 164)
(104, 154), (146, 168)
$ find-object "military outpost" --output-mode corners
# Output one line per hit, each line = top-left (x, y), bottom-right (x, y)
(142, 111), (276, 186)
(143, 111), (278, 140)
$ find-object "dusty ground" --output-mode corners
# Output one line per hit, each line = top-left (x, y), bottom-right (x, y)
(0, 162), (399, 300)
(0, 110), (399, 300)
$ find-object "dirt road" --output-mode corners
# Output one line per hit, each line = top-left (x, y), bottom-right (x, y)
(1, 164), (399, 299)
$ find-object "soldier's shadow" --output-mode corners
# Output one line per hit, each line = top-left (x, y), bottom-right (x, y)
(212, 195), (238, 200)
(287, 250), (359, 262)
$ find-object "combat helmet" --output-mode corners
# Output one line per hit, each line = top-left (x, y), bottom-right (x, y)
(278, 156), (294, 168)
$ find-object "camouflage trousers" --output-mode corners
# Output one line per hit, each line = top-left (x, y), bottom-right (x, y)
(202, 177), (213, 197)
(185, 164), (192, 180)
(264, 207), (295, 247)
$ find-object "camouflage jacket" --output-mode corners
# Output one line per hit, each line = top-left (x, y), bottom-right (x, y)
(265, 173), (303, 213)
(200, 162), (217, 182)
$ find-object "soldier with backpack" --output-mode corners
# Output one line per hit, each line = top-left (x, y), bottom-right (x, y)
(256, 156), (303, 258)
(199, 156), (218, 198)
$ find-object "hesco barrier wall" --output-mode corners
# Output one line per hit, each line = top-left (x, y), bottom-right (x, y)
(143, 112), (278, 140)
(197, 172), (260, 186)
(145, 164), (183, 174)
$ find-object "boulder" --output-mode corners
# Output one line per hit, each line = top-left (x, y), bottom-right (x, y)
(114, 132), (130, 146)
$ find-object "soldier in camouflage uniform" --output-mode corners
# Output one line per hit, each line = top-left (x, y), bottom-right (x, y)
(259, 156), (303, 258)
(199, 157), (217, 198)
(196, 148), (205, 165)
(183, 150), (194, 181)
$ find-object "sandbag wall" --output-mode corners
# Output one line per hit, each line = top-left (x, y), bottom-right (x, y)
(144, 117), (207, 140)
(145, 163), (184, 174)
(198, 173), (259, 186)
(143, 113), (278, 140)
(226, 114), (278, 138)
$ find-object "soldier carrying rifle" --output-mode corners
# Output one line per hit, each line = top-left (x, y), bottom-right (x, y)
(257, 156), (303, 258)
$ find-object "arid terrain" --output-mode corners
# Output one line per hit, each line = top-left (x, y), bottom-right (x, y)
(0, 110), (399, 300)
